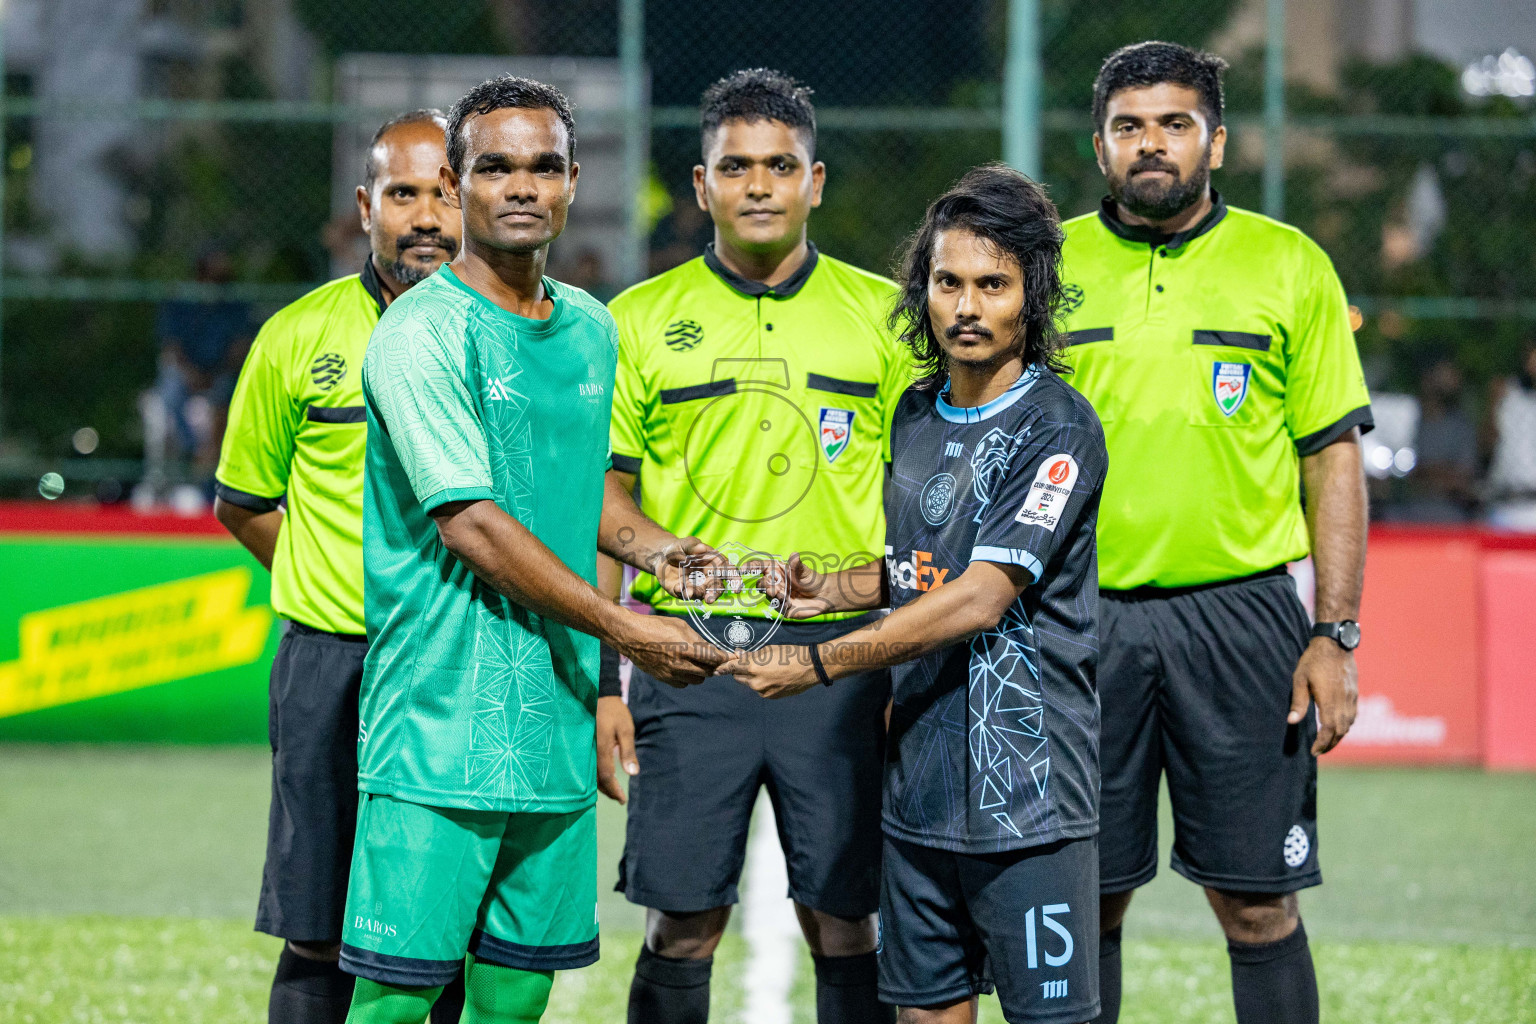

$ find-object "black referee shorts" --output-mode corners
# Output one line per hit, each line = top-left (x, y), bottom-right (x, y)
(255, 620), (366, 943)
(617, 613), (888, 918)
(1098, 569), (1321, 895)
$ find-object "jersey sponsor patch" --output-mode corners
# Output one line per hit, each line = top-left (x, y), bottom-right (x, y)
(1014, 454), (1079, 531)
(1212, 361), (1252, 416)
(820, 407), (854, 463)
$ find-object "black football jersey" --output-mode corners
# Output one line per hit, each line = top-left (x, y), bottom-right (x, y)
(882, 364), (1107, 853)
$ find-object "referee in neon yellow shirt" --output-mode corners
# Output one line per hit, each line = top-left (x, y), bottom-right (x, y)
(213, 110), (465, 1024)
(1059, 44), (1370, 1024)
(599, 70), (910, 1024)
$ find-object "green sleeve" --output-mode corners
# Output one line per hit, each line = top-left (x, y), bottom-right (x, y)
(608, 309), (649, 473)
(1284, 243), (1373, 455)
(877, 296), (914, 464)
(215, 318), (300, 506)
(365, 314), (494, 511)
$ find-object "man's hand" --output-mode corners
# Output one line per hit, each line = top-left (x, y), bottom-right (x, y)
(718, 646), (821, 700)
(1289, 637), (1358, 755)
(595, 695), (637, 804)
(650, 537), (733, 603)
(620, 614), (725, 688)
(756, 553), (842, 619)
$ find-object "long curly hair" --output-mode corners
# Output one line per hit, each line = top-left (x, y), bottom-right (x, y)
(890, 164), (1068, 391)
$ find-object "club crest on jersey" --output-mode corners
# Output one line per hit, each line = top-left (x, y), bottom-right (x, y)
(820, 407), (854, 463)
(920, 473), (957, 526)
(1212, 362), (1251, 416)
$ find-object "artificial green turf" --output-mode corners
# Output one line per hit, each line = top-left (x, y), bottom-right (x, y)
(2, 746), (1534, 1022)
(2, 918), (1531, 1023)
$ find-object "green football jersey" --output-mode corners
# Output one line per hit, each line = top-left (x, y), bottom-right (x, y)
(1059, 195), (1373, 589)
(215, 263), (388, 634)
(608, 245), (911, 618)
(359, 265), (617, 813)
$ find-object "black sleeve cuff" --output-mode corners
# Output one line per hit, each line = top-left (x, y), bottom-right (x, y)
(214, 481), (283, 514)
(611, 453), (642, 475)
(598, 643), (623, 698)
(1294, 404), (1374, 457)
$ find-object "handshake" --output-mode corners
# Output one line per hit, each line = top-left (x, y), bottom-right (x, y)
(609, 540), (860, 690)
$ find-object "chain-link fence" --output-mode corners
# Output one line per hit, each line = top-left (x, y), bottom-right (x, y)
(2, 0), (1533, 519)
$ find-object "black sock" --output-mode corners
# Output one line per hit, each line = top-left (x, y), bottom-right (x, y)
(268, 945), (355, 1024)
(429, 961), (466, 1023)
(628, 945), (712, 1024)
(812, 952), (893, 1024)
(1227, 919), (1319, 1024)
(1091, 926), (1123, 1024)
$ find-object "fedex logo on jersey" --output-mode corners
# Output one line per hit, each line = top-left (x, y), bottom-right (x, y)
(885, 546), (950, 592)
(1014, 454), (1079, 532)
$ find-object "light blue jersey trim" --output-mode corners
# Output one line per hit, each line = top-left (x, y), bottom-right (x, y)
(935, 364), (1041, 423)
(971, 545), (1043, 582)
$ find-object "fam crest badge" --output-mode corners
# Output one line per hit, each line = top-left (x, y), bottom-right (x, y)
(819, 407), (854, 464)
(920, 472), (957, 526)
(1212, 361), (1252, 416)
(679, 540), (787, 653)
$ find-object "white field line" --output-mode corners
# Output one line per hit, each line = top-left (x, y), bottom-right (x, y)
(741, 798), (798, 1024)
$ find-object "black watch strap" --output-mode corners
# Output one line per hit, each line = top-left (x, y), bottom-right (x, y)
(1311, 620), (1361, 650)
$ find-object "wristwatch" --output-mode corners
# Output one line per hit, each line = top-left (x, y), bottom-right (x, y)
(1311, 620), (1361, 651)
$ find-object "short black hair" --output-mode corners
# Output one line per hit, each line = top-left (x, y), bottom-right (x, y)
(446, 75), (575, 176)
(891, 164), (1067, 391)
(699, 68), (816, 156)
(363, 108), (447, 190)
(1092, 41), (1228, 132)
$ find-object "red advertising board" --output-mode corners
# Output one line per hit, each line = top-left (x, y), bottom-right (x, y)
(1330, 528), (1484, 764)
(1481, 545), (1536, 770)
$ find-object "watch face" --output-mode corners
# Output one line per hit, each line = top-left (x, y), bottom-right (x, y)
(1339, 621), (1362, 650)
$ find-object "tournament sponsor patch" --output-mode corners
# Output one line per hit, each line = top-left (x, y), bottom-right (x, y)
(1014, 454), (1079, 531)
(819, 407), (854, 463)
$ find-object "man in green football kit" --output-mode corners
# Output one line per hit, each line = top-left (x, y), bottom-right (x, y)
(1058, 45), (1371, 1024)
(597, 70), (911, 1024)
(214, 109), (465, 1024)
(339, 77), (725, 1024)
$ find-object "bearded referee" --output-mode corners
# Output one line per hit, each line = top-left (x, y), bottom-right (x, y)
(213, 110), (464, 1024)
(598, 69), (911, 1024)
(1058, 44), (1371, 1024)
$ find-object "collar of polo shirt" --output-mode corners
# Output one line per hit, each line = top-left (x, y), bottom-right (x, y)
(703, 241), (820, 299)
(1096, 189), (1229, 251)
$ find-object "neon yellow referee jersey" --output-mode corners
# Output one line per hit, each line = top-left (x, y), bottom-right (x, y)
(609, 244), (912, 618)
(215, 262), (387, 634)
(1059, 194), (1373, 590)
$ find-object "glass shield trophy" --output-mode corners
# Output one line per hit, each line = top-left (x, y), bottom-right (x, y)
(680, 542), (788, 653)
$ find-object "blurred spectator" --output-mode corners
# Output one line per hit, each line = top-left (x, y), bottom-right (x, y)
(647, 193), (712, 275)
(138, 248), (253, 510)
(1398, 359), (1478, 522)
(1484, 340), (1536, 531)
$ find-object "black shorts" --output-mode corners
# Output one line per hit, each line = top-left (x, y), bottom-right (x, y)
(1098, 569), (1321, 895)
(617, 614), (888, 918)
(255, 620), (366, 943)
(878, 834), (1099, 1024)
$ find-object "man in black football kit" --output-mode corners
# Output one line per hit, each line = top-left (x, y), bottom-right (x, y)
(727, 165), (1107, 1024)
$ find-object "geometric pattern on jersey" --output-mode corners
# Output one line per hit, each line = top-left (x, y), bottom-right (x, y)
(883, 366), (1107, 854)
(969, 600), (1048, 841)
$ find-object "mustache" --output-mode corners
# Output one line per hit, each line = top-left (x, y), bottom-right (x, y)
(945, 322), (994, 340)
(1128, 157), (1181, 177)
(395, 231), (455, 253)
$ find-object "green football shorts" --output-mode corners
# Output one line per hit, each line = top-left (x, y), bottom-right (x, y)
(338, 794), (599, 987)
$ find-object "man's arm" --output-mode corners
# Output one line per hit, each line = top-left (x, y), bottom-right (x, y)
(432, 499), (723, 686)
(595, 469), (636, 805)
(213, 499), (282, 571)
(1292, 428), (1368, 754)
(723, 560), (1031, 699)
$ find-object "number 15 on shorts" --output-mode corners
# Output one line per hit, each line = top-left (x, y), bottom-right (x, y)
(1025, 903), (1074, 968)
